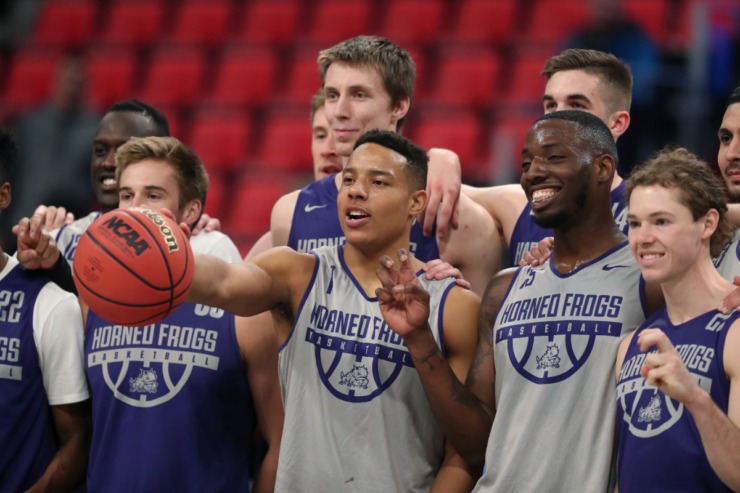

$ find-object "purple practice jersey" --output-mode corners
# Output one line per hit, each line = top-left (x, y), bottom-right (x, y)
(85, 302), (253, 492)
(616, 307), (739, 492)
(288, 175), (440, 260)
(0, 267), (56, 491)
(509, 181), (628, 266)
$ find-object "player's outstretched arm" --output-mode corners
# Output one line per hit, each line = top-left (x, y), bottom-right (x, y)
(377, 249), (509, 466)
(461, 183), (528, 246)
(270, 190), (300, 248)
(236, 313), (284, 493)
(639, 326), (740, 490)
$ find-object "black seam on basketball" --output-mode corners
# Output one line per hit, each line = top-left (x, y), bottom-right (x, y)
(83, 228), (172, 292)
(73, 265), (175, 308)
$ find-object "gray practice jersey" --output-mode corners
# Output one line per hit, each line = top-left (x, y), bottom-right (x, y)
(714, 228), (740, 281)
(276, 245), (455, 492)
(475, 242), (648, 493)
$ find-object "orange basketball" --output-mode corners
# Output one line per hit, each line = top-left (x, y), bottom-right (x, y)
(73, 208), (194, 326)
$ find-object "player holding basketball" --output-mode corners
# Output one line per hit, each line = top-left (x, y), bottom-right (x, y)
(375, 111), (665, 492)
(0, 127), (90, 491)
(82, 136), (282, 492)
(187, 130), (481, 492)
(616, 148), (740, 491)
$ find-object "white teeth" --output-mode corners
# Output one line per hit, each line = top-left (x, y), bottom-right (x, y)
(642, 253), (662, 260)
(532, 189), (557, 203)
(349, 211), (364, 219)
(103, 178), (116, 186)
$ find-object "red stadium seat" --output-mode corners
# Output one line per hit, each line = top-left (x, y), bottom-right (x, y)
(303, 0), (370, 45)
(204, 169), (227, 220)
(503, 49), (555, 106)
(429, 47), (501, 107)
(2, 48), (60, 112)
(227, 177), (289, 240)
(85, 46), (137, 112)
(379, 0), (445, 45)
(188, 107), (252, 173)
(623, 0), (670, 46)
(521, 0), (591, 45)
(450, 0), (518, 45)
(411, 109), (483, 181)
(207, 45), (278, 107)
(139, 46), (206, 108)
(280, 49), (322, 105)
(99, 0), (166, 47)
(30, 0), (96, 48)
(169, 0), (232, 46)
(490, 112), (542, 179)
(234, 0), (301, 45)
(257, 109), (312, 173)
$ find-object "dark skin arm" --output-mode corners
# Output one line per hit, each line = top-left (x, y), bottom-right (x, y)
(26, 400), (91, 493)
(377, 250), (515, 466)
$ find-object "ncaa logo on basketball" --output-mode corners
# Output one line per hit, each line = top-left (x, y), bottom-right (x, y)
(306, 303), (412, 403)
(101, 214), (151, 256)
(87, 311), (222, 408)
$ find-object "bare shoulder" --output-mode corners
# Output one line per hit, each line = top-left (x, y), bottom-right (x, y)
(616, 330), (637, 376)
(252, 245), (314, 276)
(724, 316), (740, 379)
(462, 183), (527, 242)
(244, 232), (272, 262)
(270, 189), (301, 247)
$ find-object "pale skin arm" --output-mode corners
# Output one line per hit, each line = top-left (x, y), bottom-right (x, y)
(436, 194), (501, 296)
(638, 326), (740, 490)
(190, 213), (221, 235)
(377, 249), (512, 466)
(244, 232), (272, 262)
(26, 401), (91, 493)
(270, 190), (299, 248)
(420, 148), (462, 237)
(236, 314), (283, 493)
(461, 183), (528, 246)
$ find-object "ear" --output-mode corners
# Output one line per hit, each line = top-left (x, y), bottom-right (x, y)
(594, 154), (617, 184)
(607, 110), (630, 140)
(409, 189), (427, 218)
(389, 97), (411, 130)
(181, 199), (203, 228)
(0, 182), (11, 210)
(700, 208), (720, 241)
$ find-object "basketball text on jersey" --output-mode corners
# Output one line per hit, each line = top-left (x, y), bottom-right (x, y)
(87, 304), (225, 407)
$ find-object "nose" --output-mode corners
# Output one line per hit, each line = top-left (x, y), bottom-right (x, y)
(333, 94), (350, 120)
(322, 133), (339, 158)
(522, 156), (548, 184)
(726, 135), (740, 163)
(347, 178), (367, 199)
(102, 148), (117, 169)
(633, 222), (654, 245)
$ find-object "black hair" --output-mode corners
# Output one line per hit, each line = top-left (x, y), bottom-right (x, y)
(727, 86), (740, 108)
(534, 110), (619, 164)
(108, 99), (170, 136)
(353, 129), (428, 190)
(0, 127), (18, 184)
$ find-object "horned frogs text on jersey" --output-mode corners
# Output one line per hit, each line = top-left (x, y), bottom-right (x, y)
(616, 308), (739, 492)
(276, 245), (455, 492)
(474, 242), (647, 493)
(85, 301), (252, 492)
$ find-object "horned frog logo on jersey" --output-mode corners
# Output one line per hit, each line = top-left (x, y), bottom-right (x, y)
(86, 304), (225, 408)
(339, 364), (369, 390)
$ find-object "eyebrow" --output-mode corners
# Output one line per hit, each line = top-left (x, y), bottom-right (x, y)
(543, 93), (592, 104)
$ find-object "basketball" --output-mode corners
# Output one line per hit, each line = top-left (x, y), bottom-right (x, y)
(73, 208), (194, 326)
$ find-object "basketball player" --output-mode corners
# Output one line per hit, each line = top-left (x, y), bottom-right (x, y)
(460, 49), (632, 267)
(270, 35), (500, 296)
(0, 127), (90, 491)
(82, 136), (282, 492)
(187, 130), (481, 491)
(616, 148), (740, 491)
(375, 111), (666, 492)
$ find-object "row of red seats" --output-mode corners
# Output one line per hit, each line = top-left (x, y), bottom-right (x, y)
(30, 0), (688, 51)
(0, 42), (557, 115)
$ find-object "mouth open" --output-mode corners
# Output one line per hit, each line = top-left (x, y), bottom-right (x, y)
(530, 187), (560, 209)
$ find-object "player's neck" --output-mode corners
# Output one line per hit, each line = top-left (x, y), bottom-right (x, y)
(0, 249), (6, 272)
(551, 218), (624, 273)
(662, 257), (734, 324)
(343, 240), (421, 294)
(611, 174), (623, 190)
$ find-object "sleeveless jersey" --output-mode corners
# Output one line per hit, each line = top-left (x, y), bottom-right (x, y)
(509, 182), (628, 266)
(475, 242), (647, 492)
(0, 266), (56, 491)
(85, 302), (253, 492)
(616, 307), (739, 492)
(276, 245), (455, 492)
(714, 228), (740, 281)
(288, 175), (440, 260)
